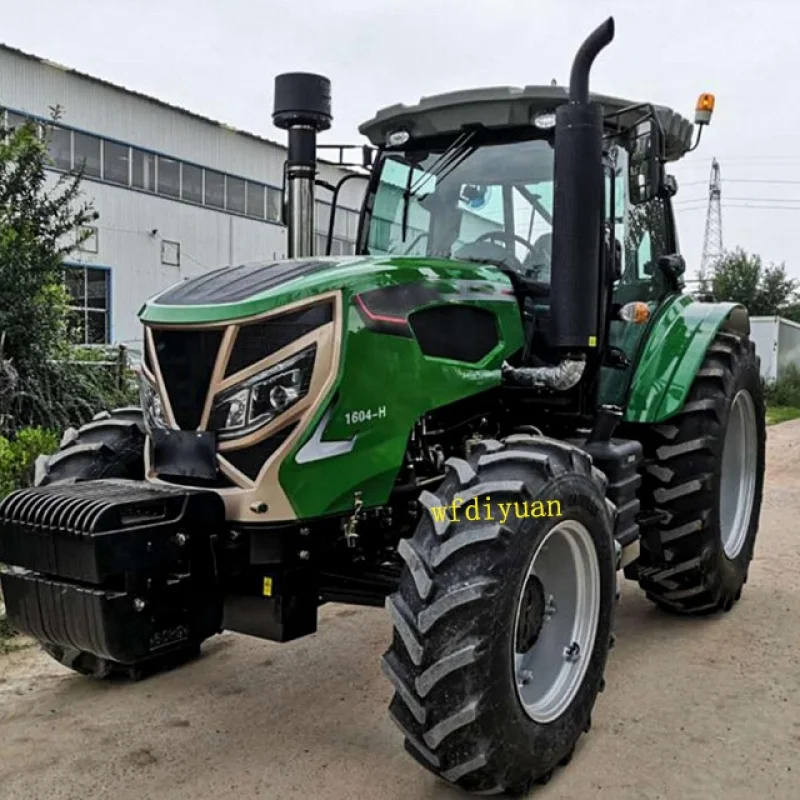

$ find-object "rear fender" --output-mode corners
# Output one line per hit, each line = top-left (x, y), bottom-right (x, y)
(624, 295), (749, 423)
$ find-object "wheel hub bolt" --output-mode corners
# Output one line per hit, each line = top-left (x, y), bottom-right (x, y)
(133, 598), (146, 612)
(544, 595), (556, 618)
(564, 641), (581, 663)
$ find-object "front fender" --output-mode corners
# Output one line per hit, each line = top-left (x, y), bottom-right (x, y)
(624, 294), (750, 423)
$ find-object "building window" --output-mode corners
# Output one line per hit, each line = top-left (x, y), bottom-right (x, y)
(226, 176), (246, 214)
(32, 116), (338, 230)
(205, 169), (225, 208)
(157, 156), (180, 198)
(161, 240), (180, 267)
(246, 181), (265, 219)
(266, 186), (281, 222)
(64, 266), (109, 345)
(73, 132), (101, 178)
(182, 163), (203, 204)
(132, 148), (156, 192)
(315, 201), (331, 234)
(78, 226), (99, 253)
(103, 140), (130, 185)
(45, 125), (72, 170)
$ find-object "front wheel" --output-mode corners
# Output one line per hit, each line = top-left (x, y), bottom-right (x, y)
(383, 437), (616, 795)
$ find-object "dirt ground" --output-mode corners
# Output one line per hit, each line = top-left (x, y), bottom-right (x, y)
(2, 422), (800, 800)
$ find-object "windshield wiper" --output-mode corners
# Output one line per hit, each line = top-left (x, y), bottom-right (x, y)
(401, 130), (478, 240)
(408, 130), (477, 196)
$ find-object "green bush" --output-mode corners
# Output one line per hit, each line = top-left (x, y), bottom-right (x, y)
(764, 364), (800, 408)
(1, 345), (139, 438)
(0, 426), (59, 499)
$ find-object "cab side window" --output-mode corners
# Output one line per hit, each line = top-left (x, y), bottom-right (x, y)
(616, 196), (670, 303)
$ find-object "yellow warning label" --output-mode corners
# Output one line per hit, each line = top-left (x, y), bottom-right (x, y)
(262, 577), (273, 597)
(588, 336), (597, 347)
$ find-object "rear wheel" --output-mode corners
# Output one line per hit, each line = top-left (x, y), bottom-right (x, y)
(627, 331), (766, 614)
(34, 407), (202, 679)
(383, 436), (616, 795)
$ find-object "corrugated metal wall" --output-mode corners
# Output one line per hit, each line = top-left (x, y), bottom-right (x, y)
(1, 45), (366, 355)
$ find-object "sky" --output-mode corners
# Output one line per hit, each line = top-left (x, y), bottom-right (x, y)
(1, 0), (798, 277)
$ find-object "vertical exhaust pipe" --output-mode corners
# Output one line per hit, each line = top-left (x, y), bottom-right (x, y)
(549, 18), (615, 351)
(273, 73), (332, 258)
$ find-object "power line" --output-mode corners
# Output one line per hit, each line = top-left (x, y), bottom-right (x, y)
(676, 203), (800, 212)
(676, 196), (800, 205)
(678, 178), (800, 188)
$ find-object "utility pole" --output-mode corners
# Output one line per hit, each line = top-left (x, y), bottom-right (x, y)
(700, 158), (723, 282)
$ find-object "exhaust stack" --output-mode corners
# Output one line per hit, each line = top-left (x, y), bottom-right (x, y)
(549, 17), (615, 351)
(273, 73), (332, 258)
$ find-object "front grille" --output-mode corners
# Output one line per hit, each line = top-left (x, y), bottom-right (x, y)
(151, 328), (223, 430)
(225, 302), (333, 377)
(220, 423), (298, 481)
(146, 297), (333, 439)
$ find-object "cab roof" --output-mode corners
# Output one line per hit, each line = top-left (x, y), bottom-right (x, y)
(359, 85), (693, 162)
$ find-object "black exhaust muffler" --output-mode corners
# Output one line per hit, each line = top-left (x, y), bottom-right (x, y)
(549, 18), (615, 351)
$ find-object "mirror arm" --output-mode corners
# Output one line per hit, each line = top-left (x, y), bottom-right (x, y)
(685, 124), (705, 154)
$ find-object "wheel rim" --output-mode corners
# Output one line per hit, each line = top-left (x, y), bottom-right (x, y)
(513, 520), (601, 724)
(720, 389), (758, 559)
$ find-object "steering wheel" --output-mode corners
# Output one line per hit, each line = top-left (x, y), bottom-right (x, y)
(473, 230), (539, 271)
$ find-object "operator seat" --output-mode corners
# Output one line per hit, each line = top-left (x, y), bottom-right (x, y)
(454, 240), (551, 301)
(523, 233), (552, 284)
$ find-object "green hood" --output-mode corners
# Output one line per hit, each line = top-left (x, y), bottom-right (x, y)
(139, 255), (514, 325)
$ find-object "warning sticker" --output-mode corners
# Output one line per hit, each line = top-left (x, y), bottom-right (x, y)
(263, 577), (273, 597)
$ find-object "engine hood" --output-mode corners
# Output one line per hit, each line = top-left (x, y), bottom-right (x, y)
(138, 255), (514, 325)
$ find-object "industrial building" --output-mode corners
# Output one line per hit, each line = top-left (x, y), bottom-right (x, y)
(0, 44), (366, 353)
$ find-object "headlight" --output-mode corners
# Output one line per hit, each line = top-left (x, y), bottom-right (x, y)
(139, 371), (168, 432)
(210, 344), (316, 439)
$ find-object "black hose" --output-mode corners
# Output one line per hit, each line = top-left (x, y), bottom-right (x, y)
(569, 17), (615, 104)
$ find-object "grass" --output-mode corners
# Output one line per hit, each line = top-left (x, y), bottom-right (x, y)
(766, 406), (800, 426)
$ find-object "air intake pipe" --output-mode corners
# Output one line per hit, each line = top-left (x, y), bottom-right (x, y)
(273, 73), (332, 258)
(549, 17), (614, 351)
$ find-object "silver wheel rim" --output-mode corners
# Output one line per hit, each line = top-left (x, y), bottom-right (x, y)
(513, 520), (601, 724)
(720, 389), (757, 559)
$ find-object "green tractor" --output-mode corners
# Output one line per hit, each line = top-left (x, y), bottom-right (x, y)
(0, 17), (765, 795)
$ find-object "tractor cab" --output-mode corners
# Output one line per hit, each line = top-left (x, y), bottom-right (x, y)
(357, 86), (694, 299)
(350, 86), (700, 415)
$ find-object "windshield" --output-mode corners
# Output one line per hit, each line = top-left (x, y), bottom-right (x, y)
(365, 137), (555, 281)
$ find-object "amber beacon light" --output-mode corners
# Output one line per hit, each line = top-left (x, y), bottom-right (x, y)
(695, 93), (715, 125)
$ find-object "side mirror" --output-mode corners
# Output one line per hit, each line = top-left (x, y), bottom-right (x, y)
(628, 119), (662, 205)
(657, 253), (686, 289)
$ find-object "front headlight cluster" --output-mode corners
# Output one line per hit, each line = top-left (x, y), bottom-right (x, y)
(210, 344), (316, 439)
(139, 371), (168, 432)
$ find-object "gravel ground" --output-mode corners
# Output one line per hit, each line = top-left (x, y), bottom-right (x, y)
(2, 420), (800, 800)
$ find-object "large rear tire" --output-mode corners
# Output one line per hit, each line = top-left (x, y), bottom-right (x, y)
(627, 331), (766, 614)
(34, 407), (203, 679)
(383, 436), (616, 795)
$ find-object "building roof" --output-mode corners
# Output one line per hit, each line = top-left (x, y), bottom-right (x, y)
(0, 42), (290, 154)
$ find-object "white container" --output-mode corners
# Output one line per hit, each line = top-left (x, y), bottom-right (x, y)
(749, 316), (800, 381)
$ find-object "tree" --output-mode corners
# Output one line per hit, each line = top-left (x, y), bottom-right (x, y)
(0, 113), (102, 434)
(706, 247), (799, 316)
(0, 113), (97, 372)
